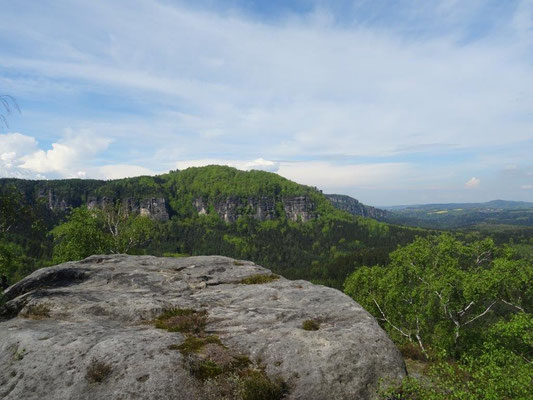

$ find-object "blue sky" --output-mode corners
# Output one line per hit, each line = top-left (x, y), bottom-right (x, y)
(1, 0), (532, 205)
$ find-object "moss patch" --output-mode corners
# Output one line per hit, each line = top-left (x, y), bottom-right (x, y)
(171, 335), (223, 355)
(154, 308), (207, 334)
(242, 370), (289, 400)
(240, 274), (280, 284)
(302, 319), (320, 331)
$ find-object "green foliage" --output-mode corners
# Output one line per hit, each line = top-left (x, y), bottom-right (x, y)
(51, 204), (155, 263)
(344, 234), (532, 358)
(345, 234), (533, 399)
(51, 207), (109, 263)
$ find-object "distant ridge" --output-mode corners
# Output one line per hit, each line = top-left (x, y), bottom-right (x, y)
(383, 199), (533, 229)
(325, 194), (388, 220)
(385, 199), (533, 211)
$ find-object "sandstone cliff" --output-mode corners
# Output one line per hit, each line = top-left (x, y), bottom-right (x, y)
(326, 194), (388, 220)
(0, 255), (405, 400)
(194, 195), (316, 223)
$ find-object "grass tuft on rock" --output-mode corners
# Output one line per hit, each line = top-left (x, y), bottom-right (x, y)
(154, 308), (207, 334)
(302, 319), (321, 331)
(240, 274), (279, 285)
(86, 358), (112, 383)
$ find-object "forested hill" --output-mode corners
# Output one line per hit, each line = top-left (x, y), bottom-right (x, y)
(0, 166), (380, 223)
(0, 165), (426, 288)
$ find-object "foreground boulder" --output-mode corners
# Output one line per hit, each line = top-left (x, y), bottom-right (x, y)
(0, 255), (405, 399)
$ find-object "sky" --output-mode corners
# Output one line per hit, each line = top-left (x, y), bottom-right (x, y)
(0, 0), (532, 206)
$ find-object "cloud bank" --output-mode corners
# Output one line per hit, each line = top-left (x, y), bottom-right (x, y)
(0, 0), (532, 204)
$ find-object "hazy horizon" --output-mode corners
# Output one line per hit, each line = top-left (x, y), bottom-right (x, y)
(1, 0), (532, 205)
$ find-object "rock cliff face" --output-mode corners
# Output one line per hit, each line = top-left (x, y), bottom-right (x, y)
(0, 255), (405, 400)
(326, 194), (388, 220)
(194, 196), (315, 223)
(87, 197), (169, 222)
(38, 187), (82, 212)
(33, 188), (169, 221)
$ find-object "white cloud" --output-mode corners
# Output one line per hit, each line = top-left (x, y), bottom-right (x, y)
(1, 1), (533, 203)
(0, 130), (112, 178)
(277, 161), (413, 189)
(19, 129), (111, 176)
(465, 177), (481, 188)
(2, 1), (533, 159)
(175, 158), (412, 191)
(521, 184), (533, 189)
(96, 164), (155, 180)
(176, 158), (280, 173)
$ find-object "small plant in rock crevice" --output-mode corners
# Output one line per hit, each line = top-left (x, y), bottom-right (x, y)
(86, 358), (112, 383)
(240, 274), (280, 285)
(302, 319), (321, 331)
(154, 307), (207, 334)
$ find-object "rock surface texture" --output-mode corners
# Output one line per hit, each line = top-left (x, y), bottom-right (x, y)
(194, 196), (315, 223)
(0, 255), (405, 400)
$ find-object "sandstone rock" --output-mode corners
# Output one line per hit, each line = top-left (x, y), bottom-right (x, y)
(87, 197), (169, 221)
(193, 195), (313, 223)
(282, 196), (315, 222)
(326, 194), (388, 220)
(0, 255), (405, 400)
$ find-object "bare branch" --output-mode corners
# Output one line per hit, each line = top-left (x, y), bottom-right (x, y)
(501, 299), (525, 313)
(372, 297), (412, 340)
(463, 301), (497, 327)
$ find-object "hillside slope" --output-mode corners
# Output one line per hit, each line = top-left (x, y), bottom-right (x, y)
(0, 165), (425, 289)
(0, 166), (331, 223)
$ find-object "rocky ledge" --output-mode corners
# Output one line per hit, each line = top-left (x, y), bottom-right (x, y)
(0, 255), (405, 400)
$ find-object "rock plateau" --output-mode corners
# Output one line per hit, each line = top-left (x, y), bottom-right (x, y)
(0, 255), (405, 400)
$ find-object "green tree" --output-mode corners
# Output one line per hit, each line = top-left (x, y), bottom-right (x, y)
(344, 234), (532, 358)
(100, 201), (154, 254)
(51, 205), (155, 263)
(52, 207), (110, 263)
